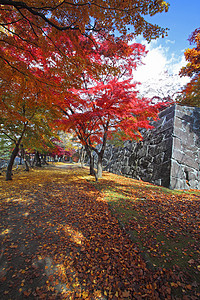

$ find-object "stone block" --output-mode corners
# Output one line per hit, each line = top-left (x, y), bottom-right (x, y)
(181, 115), (193, 126)
(173, 149), (198, 169)
(153, 134), (164, 144)
(173, 137), (182, 151)
(163, 148), (172, 163)
(121, 166), (130, 174)
(154, 179), (162, 186)
(170, 159), (185, 178)
(170, 177), (189, 190)
(166, 110), (175, 121)
(161, 118), (174, 132)
(184, 149), (198, 159)
(148, 145), (156, 156)
(164, 127), (173, 139)
(145, 155), (154, 163)
(128, 154), (138, 166)
(174, 128), (196, 146)
(123, 156), (129, 166)
(159, 105), (175, 119)
(161, 176), (170, 188)
(137, 146), (148, 158)
(193, 119), (200, 131)
(175, 105), (193, 119)
(139, 158), (150, 169)
(124, 141), (133, 151)
(153, 153), (164, 165)
(188, 179), (199, 189)
(156, 138), (172, 154)
(152, 162), (170, 182)
(141, 174), (152, 182)
(193, 109), (200, 119)
(184, 167), (198, 179)
(174, 117), (183, 130)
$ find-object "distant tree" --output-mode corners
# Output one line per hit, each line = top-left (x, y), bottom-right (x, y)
(177, 76), (200, 107)
(180, 28), (200, 78)
(49, 133), (79, 162)
(0, 132), (11, 159)
(178, 28), (200, 106)
(0, 75), (61, 180)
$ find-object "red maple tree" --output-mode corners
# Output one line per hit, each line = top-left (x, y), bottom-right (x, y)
(57, 38), (163, 179)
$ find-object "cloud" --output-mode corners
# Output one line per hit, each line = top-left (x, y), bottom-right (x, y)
(166, 39), (175, 44)
(134, 46), (168, 81)
(132, 41), (190, 99)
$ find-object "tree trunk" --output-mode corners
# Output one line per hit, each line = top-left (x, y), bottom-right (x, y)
(89, 154), (95, 175)
(95, 126), (108, 180)
(6, 144), (19, 180)
(41, 154), (48, 165)
(19, 155), (23, 165)
(20, 144), (29, 172)
(35, 151), (41, 167)
(24, 160), (29, 172)
(79, 147), (86, 167)
(43, 154), (48, 165)
(24, 153), (29, 172)
(97, 152), (103, 179)
(31, 155), (36, 167)
(84, 145), (97, 180)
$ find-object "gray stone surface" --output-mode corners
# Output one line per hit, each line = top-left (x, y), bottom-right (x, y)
(96, 105), (200, 190)
(170, 105), (200, 189)
(99, 105), (174, 187)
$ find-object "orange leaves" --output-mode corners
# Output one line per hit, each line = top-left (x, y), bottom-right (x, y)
(121, 289), (131, 297)
(0, 0), (169, 45)
(0, 166), (200, 299)
(179, 28), (200, 106)
(90, 171), (200, 298)
(180, 28), (200, 78)
(23, 290), (32, 297)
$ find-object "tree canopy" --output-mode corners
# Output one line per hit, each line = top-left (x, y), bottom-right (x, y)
(0, 0), (170, 87)
(0, 0), (170, 180)
(0, 0), (169, 40)
(180, 28), (200, 78)
(179, 28), (200, 107)
(58, 39), (163, 179)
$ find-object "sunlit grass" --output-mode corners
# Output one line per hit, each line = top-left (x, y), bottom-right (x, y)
(87, 169), (200, 281)
(1, 165), (199, 298)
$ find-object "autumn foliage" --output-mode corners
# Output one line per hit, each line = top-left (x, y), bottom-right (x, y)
(0, 166), (199, 299)
(0, 0), (169, 41)
(180, 28), (200, 78)
(179, 28), (200, 106)
(0, 1), (170, 180)
(58, 38), (163, 179)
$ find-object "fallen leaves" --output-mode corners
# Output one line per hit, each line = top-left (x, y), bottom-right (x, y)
(0, 166), (199, 299)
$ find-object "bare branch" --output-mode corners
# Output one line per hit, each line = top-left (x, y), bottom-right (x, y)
(1, 130), (16, 143)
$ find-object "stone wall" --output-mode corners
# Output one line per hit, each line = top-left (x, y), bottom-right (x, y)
(170, 105), (200, 189)
(99, 105), (200, 190)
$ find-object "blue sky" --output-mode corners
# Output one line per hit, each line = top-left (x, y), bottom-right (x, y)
(132, 0), (200, 98)
(145, 0), (200, 59)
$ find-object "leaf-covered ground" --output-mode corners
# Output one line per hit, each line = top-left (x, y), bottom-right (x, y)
(0, 164), (199, 299)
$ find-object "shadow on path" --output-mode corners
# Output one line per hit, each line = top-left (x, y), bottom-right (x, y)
(0, 167), (174, 299)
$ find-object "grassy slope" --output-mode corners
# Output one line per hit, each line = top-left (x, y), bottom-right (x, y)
(83, 168), (200, 298)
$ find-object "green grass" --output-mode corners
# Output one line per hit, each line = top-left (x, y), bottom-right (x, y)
(86, 171), (200, 297)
